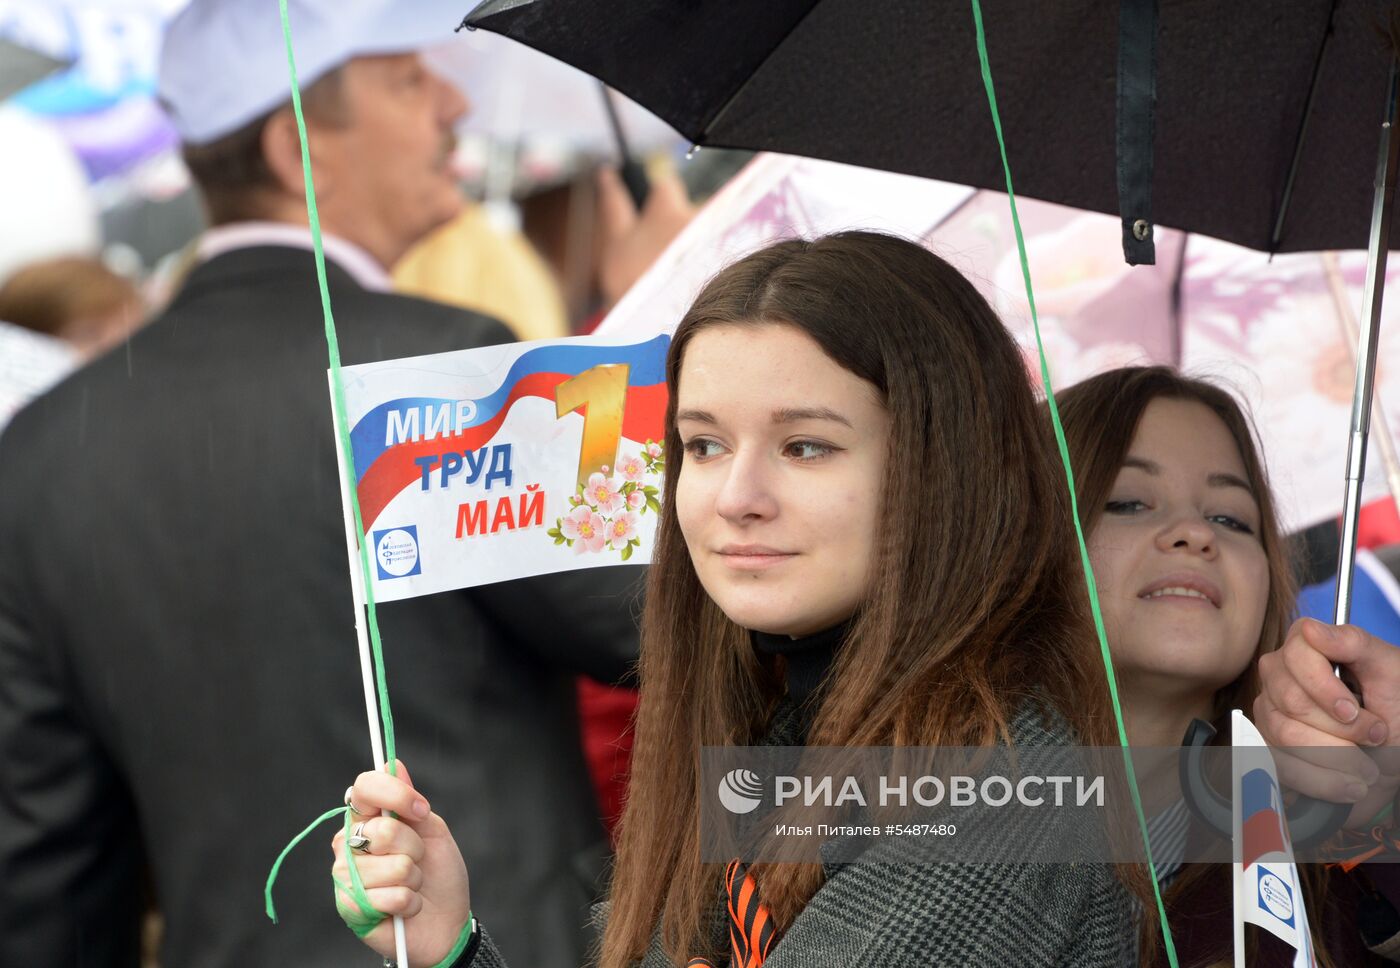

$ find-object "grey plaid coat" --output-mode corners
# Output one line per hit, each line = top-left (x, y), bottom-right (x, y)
(466, 704), (1136, 968)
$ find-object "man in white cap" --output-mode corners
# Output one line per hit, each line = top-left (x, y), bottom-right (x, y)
(161, 0), (477, 285)
(0, 2), (641, 966)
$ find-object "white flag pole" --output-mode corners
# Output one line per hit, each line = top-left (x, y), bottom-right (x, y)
(1233, 863), (1246, 968)
(1233, 729), (1246, 968)
(330, 374), (411, 966)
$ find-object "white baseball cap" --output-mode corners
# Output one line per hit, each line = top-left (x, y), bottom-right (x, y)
(159, 0), (466, 145)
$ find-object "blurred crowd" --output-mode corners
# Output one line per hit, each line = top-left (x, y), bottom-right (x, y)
(0, 0), (752, 432)
(0, 3), (733, 966)
(12, 5), (1400, 968)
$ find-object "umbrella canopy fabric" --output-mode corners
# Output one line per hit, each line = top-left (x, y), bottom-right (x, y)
(464, 0), (1400, 255)
(424, 28), (679, 157)
(595, 152), (1400, 531)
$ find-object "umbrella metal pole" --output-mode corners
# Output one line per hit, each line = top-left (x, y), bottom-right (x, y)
(1322, 252), (1400, 507)
(1336, 60), (1400, 628)
(1226, 57), (1400, 856)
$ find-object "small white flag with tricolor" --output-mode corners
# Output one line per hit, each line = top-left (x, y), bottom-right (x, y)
(1232, 710), (1316, 968)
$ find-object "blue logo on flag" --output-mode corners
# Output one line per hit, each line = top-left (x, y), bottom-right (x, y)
(373, 526), (422, 580)
(1256, 867), (1295, 927)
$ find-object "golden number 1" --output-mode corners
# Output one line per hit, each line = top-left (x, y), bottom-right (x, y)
(555, 363), (631, 488)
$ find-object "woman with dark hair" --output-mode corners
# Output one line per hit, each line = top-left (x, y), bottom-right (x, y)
(1057, 365), (1400, 967)
(333, 232), (1143, 967)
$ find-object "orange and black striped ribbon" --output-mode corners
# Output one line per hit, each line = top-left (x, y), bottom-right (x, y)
(688, 859), (778, 968)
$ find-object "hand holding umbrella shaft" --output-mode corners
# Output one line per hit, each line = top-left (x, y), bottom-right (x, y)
(1255, 619), (1400, 826)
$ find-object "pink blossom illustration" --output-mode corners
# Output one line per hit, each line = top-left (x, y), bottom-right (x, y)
(547, 440), (664, 559)
(560, 506), (606, 554)
(606, 512), (639, 547)
(559, 505), (589, 540)
(583, 472), (623, 514)
(1312, 339), (1372, 404)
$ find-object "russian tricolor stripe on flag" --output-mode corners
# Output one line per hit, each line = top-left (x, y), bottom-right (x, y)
(349, 335), (669, 532)
(1231, 710), (1315, 968)
(1239, 767), (1289, 869)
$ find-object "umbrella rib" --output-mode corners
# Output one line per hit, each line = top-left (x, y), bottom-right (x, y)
(915, 191), (982, 248)
(697, 1), (825, 145)
(600, 83), (632, 159)
(1168, 234), (1187, 367)
(1268, 0), (1339, 254)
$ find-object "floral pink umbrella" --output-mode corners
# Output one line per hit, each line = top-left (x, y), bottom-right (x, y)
(599, 152), (1400, 535)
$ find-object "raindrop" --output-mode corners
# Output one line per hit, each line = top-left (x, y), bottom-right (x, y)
(77, 386), (89, 444)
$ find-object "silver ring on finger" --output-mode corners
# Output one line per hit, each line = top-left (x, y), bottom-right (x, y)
(344, 786), (370, 816)
(347, 821), (371, 854)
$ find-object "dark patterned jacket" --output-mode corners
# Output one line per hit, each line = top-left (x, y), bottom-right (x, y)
(462, 702), (1137, 967)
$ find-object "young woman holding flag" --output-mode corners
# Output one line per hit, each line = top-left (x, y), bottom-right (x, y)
(332, 232), (1152, 967)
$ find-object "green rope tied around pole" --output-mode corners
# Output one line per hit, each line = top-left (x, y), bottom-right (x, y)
(333, 808), (385, 939)
(264, 806), (381, 937)
(274, 0), (397, 769)
(266, 804), (477, 963)
(263, 0), (415, 953)
(968, 3), (1179, 964)
(264, 801), (478, 963)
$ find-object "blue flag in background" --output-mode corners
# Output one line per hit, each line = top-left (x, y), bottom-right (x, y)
(1297, 548), (1400, 645)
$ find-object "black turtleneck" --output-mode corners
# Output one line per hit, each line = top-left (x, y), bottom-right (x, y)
(751, 621), (848, 705)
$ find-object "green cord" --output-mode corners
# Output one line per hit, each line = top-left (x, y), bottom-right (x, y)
(275, 0), (397, 771)
(429, 915), (478, 968)
(269, 7), (480, 961)
(268, 0), (419, 953)
(271, 7), (486, 964)
(268, 803), (477, 962)
(266, 806), (348, 924)
(334, 807), (385, 938)
(967, 3), (1178, 965)
(265, 805), (384, 937)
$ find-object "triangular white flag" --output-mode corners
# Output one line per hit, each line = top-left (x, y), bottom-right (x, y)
(1232, 710), (1317, 968)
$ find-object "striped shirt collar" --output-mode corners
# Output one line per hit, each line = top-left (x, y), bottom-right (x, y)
(1146, 797), (1191, 887)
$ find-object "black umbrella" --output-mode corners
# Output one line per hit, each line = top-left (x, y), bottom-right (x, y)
(462, 0), (1399, 845)
(464, 0), (1400, 256)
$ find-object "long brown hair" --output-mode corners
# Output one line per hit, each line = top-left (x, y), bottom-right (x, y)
(1057, 366), (1297, 730)
(1056, 366), (1333, 968)
(601, 232), (1124, 966)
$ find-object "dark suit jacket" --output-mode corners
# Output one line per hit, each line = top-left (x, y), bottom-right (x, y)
(0, 246), (643, 968)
